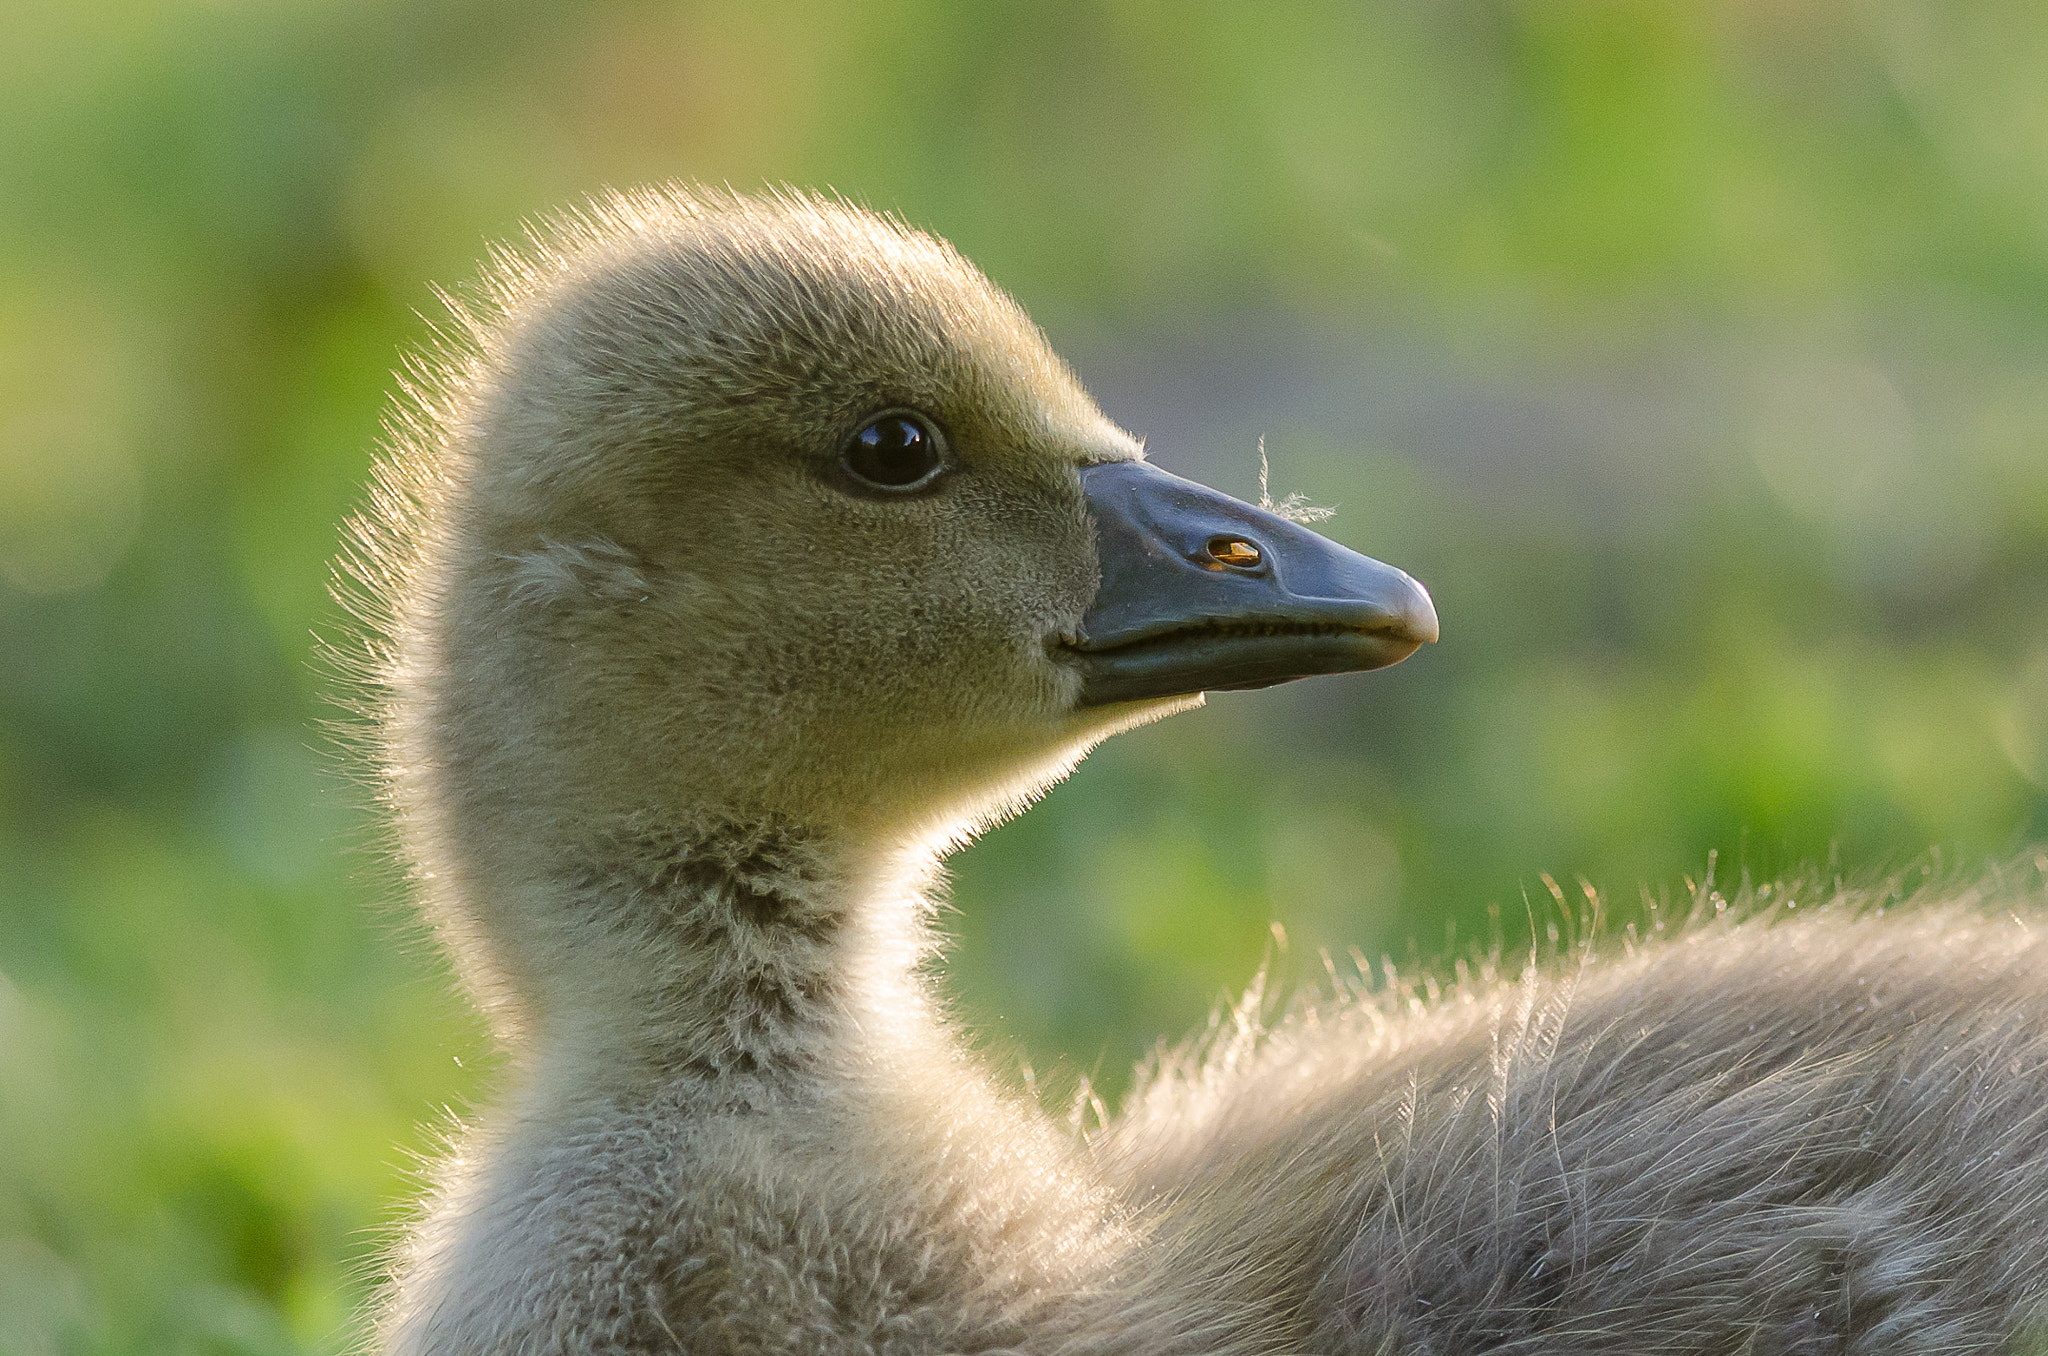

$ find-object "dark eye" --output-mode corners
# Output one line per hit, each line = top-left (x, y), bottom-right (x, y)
(843, 412), (945, 491)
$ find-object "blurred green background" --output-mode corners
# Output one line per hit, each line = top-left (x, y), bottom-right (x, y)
(3, 1), (2047, 1350)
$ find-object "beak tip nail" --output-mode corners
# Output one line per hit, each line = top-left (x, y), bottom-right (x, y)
(1408, 585), (1441, 645)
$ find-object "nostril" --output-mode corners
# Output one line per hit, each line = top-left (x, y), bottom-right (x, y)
(1205, 536), (1263, 570)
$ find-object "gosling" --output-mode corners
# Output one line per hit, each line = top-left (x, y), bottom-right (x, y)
(348, 187), (2048, 1354)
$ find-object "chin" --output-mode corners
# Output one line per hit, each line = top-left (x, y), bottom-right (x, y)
(1076, 690), (1207, 738)
(894, 704), (1192, 852)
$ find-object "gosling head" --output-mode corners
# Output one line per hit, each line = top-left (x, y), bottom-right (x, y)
(365, 188), (1434, 1027)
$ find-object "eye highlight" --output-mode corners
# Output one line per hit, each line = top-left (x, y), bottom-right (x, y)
(843, 411), (946, 492)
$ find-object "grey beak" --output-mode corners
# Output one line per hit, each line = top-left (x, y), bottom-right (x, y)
(1066, 460), (1438, 707)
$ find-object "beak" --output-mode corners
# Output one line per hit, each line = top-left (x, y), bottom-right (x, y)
(1067, 459), (1438, 707)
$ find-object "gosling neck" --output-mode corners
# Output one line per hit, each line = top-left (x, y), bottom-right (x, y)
(516, 811), (944, 1105)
